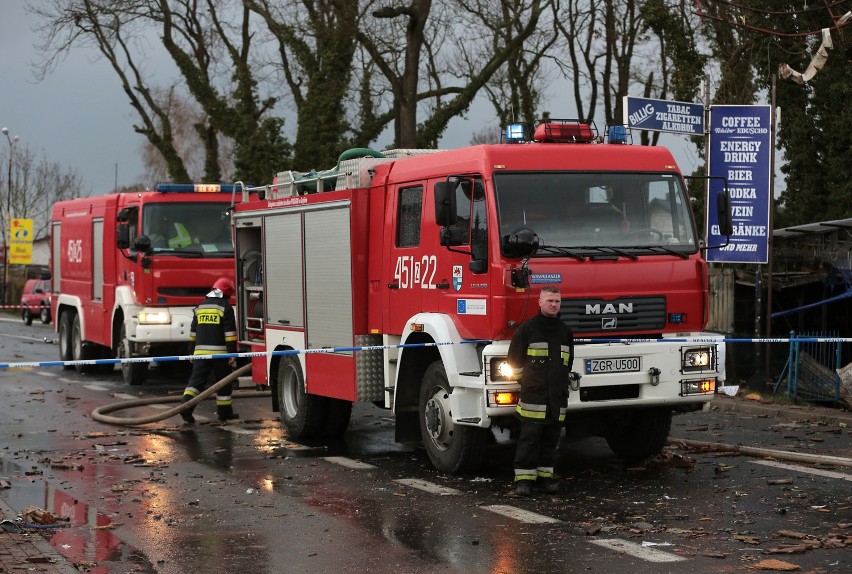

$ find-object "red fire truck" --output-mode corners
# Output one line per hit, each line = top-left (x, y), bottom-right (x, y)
(232, 121), (732, 473)
(50, 184), (241, 385)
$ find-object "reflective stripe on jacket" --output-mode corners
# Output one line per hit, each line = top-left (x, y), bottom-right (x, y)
(507, 311), (574, 424)
(189, 295), (237, 355)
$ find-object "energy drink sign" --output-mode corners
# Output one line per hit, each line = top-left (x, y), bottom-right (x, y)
(706, 105), (772, 264)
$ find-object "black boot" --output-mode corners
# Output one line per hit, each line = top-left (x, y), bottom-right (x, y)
(513, 480), (533, 497)
(538, 478), (559, 494)
(217, 404), (239, 422)
(180, 394), (196, 424)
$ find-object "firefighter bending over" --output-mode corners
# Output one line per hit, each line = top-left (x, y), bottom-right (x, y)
(180, 277), (239, 423)
(507, 285), (575, 496)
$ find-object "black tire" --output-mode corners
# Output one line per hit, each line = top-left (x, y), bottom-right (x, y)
(323, 399), (352, 436)
(39, 305), (51, 325)
(22, 309), (32, 326)
(604, 407), (673, 463)
(58, 312), (75, 370)
(419, 360), (488, 474)
(277, 356), (329, 438)
(118, 323), (147, 386)
(71, 315), (96, 374)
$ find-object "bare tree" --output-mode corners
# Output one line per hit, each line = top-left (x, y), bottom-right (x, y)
(29, 0), (289, 184)
(552, 0), (704, 145)
(447, 0), (558, 138)
(1, 145), (85, 241)
(247, 0), (359, 170)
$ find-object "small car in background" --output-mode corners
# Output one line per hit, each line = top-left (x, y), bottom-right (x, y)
(20, 278), (51, 325)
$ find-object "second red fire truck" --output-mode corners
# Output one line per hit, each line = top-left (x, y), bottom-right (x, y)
(50, 184), (241, 385)
(232, 121), (732, 473)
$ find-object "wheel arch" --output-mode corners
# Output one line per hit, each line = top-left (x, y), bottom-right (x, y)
(393, 314), (481, 442)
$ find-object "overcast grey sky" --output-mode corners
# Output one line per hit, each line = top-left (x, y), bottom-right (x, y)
(0, 2), (704, 200)
(0, 1), (152, 195)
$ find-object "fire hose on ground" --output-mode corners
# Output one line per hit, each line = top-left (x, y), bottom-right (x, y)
(90, 363), (270, 426)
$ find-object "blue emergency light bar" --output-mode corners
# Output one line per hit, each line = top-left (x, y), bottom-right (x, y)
(504, 123), (525, 143)
(607, 125), (630, 144)
(155, 183), (242, 193)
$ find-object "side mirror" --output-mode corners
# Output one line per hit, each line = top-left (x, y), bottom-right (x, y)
(434, 181), (457, 226)
(117, 223), (130, 249)
(716, 191), (734, 237)
(134, 235), (153, 254)
(502, 227), (540, 259)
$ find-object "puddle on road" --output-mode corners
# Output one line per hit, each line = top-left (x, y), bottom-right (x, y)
(0, 458), (157, 573)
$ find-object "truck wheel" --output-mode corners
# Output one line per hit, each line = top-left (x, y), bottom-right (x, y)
(71, 315), (100, 374)
(323, 399), (352, 436)
(604, 407), (673, 463)
(22, 309), (32, 326)
(277, 356), (328, 438)
(39, 305), (51, 325)
(58, 313), (75, 370)
(419, 360), (487, 474)
(118, 324), (147, 386)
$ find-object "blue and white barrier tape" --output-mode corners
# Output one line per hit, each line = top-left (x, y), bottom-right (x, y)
(0, 339), (487, 370)
(2, 336), (850, 370)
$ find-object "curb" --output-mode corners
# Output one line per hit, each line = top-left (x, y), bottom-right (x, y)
(0, 497), (79, 574)
(709, 395), (852, 427)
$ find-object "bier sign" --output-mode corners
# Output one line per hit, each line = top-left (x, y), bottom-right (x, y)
(706, 105), (772, 264)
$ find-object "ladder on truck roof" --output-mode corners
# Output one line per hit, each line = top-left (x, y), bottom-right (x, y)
(243, 148), (442, 201)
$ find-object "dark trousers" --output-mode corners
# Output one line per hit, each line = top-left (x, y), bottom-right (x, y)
(183, 356), (233, 414)
(513, 421), (562, 481)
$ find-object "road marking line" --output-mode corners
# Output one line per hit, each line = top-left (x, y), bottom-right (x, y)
(83, 384), (109, 391)
(36, 371), (58, 377)
(482, 504), (561, 524)
(750, 460), (852, 481)
(323, 456), (376, 470)
(149, 404), (171, 410)
(394, 478), (461, 495)
(588, 539), (686, 562)
(111, 393), (138, 401)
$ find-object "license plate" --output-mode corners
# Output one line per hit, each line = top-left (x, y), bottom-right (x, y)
(585, 356), (640, 374)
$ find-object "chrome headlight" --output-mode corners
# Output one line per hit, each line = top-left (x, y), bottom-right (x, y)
(489, 357), (515, 381)
(138, 309), (172, 325)
(681, 346), (715, 372)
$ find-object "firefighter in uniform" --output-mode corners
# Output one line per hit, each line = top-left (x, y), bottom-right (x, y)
(180, 277), (239, 423)
(507, 285), (575, 496)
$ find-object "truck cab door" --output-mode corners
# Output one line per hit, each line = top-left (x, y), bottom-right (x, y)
(431, 177), (491, 338)
(384, 184), (427, 334)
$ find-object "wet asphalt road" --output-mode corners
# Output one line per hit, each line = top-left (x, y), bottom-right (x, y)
(1, 316), (850, 573)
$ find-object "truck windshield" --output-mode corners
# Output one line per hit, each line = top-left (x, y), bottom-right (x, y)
(142, 202), (233, 256)
(494, 172), (698, 256)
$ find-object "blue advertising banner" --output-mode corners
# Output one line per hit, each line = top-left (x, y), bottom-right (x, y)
(623, 96), (704, 135)
(706, 105), (772, 264)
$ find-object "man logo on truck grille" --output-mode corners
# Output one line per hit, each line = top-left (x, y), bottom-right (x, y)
(602, 317), (617, 330)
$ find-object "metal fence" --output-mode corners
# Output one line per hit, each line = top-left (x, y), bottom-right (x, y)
(775, 330), (842, 402)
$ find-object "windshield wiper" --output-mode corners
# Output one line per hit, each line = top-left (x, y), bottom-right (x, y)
(619, 245), (689, 259)
(153, 248), (204, 258)
(537, 245), (585, 261)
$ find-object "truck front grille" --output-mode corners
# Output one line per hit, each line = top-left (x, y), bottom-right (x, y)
(561, 296), (666, 334)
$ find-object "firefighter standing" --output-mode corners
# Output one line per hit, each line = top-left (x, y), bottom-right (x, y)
(508, 285), (575, 496)
(180, 277), (239, 423)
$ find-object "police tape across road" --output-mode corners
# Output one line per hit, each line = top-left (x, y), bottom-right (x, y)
(2, 336), (852, 371)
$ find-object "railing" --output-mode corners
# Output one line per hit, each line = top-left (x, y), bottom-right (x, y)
(775, 330), (841, 402)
